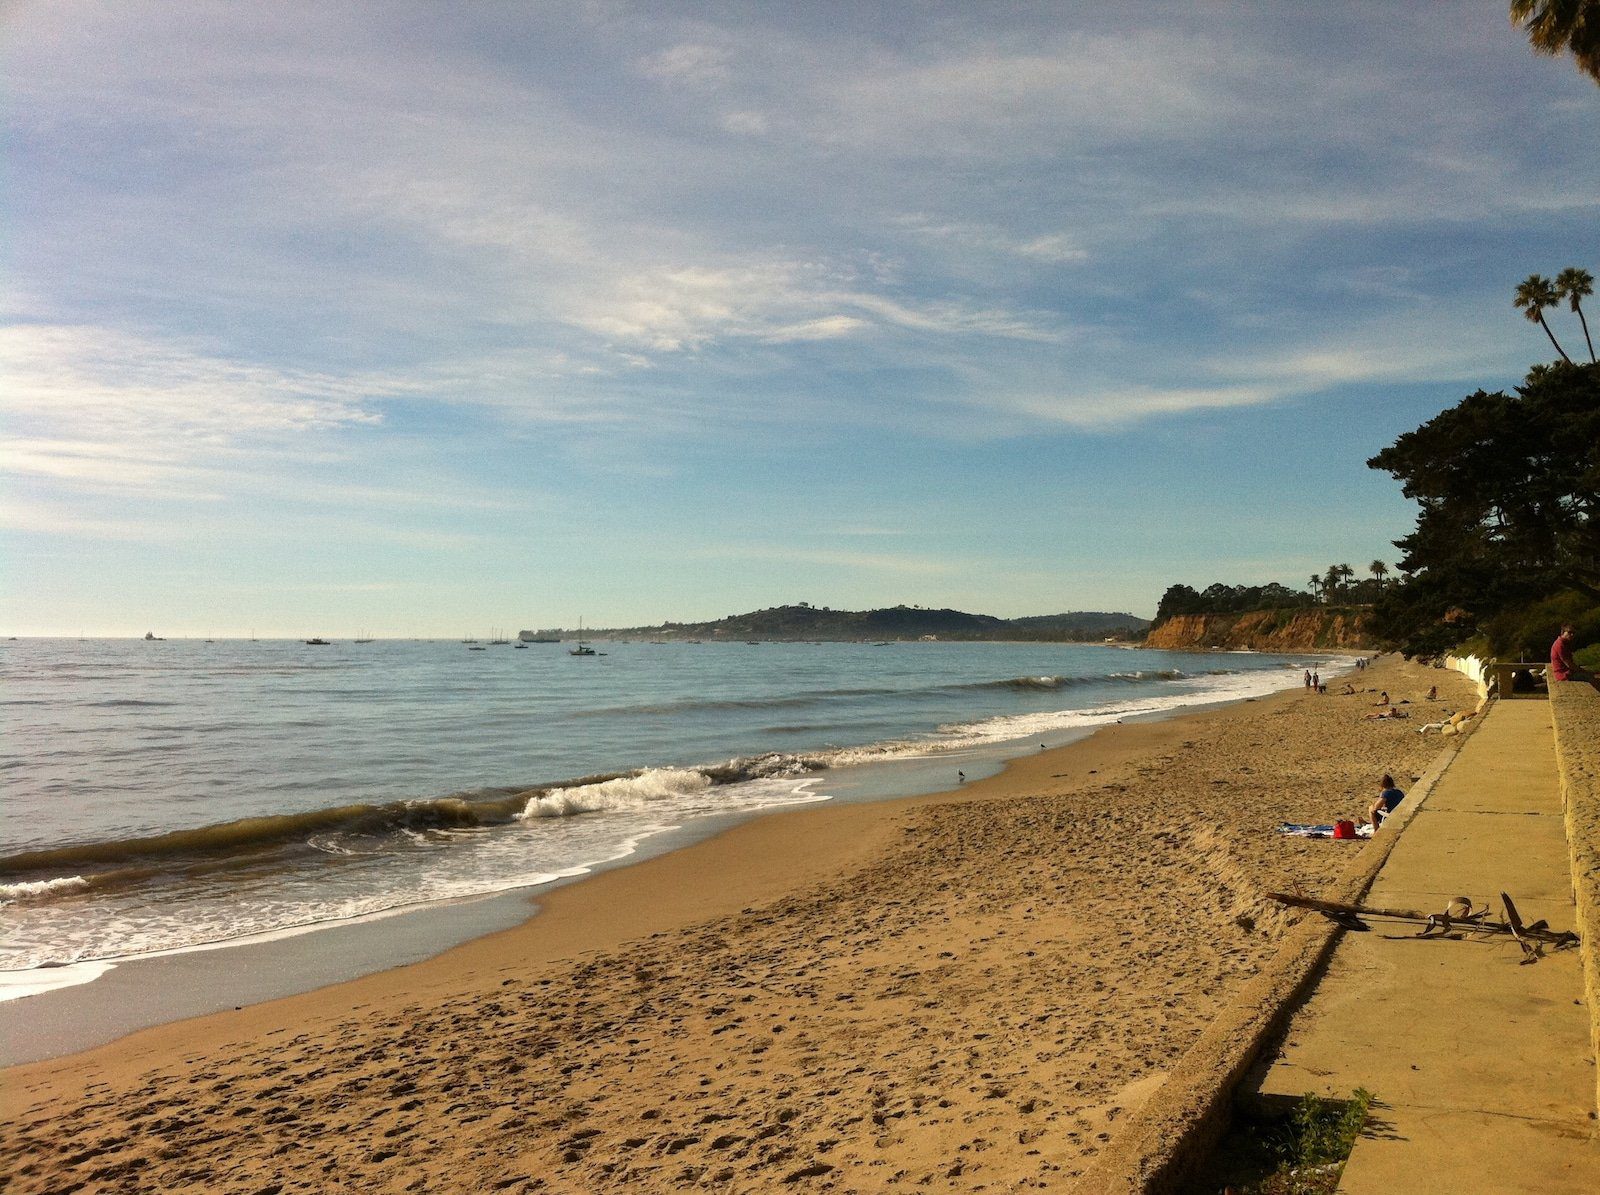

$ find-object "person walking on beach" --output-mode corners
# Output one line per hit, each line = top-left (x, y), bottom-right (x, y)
(1551, 624), (1592, 682)
(1368, 774), (1406, 830)
(1304, 670), (1313, 688)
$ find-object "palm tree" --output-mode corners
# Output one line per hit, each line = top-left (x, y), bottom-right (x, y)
(1337, 563), (1357, 594)
(1323, 566), (1343, 600)
(1514, 274), (1574, 363)
(1510, 1), (1600, 84)
(1555, 266), (1597, 362)
(1308, 574), (1323, 603)
(1369, 560), (1389, 589)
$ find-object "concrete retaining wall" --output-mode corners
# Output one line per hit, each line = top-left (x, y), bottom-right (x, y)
(1550, 681), (1600, 1115)
(1446, 653), (1490, 699)
(1071, 721), (1473, 1194)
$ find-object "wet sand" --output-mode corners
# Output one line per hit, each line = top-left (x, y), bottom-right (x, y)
(1, 656), (1473, 1193)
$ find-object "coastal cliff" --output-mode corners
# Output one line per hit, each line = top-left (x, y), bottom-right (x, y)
(1143, 608), (1374, 652)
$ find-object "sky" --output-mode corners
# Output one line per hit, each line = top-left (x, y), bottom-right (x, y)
(3, 1), (1598, 636)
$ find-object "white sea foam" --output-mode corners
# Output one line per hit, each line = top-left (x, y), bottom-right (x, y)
(0, 876), (91, 903)
(0, 779), (831, 985)
(823, 660), (1318, 765)
(519, 767), (712, 819)
(0, 960), (115, 1002)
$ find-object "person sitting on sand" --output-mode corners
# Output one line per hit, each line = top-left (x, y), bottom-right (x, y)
(1368, 774), (1406, 830)
(1427, 685), (1438, 701)
(1341, 682), (1356, 695)
(1365, 707), (1409, 720)
(1375, 691), (1389, 706)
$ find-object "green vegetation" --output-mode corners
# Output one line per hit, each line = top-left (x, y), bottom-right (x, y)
(1358, 265), (1598, 662)
(1153, 566), (1396, 627)
(1155, 271), (1598, 667)
(1367, 357), (1599, 660)
(1154, 582), (1316, 623)
(1206, 1089), (1375, 1195)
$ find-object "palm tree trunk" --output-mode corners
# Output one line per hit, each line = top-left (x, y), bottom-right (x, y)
(1576, 303), (1596, 363)
(1539, 315), (1574, 364)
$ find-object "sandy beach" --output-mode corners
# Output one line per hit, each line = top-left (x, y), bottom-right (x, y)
(1, 655), (1475, 1193)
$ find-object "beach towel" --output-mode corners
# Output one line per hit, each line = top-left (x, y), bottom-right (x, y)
(1277, 822), (1374, 839)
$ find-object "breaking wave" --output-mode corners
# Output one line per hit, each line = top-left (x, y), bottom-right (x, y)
(0, 751), (829, 902)
(967, 669), (1195, 691)
(0, 876), (93, 904)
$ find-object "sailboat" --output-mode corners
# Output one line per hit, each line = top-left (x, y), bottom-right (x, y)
(569, 618), (598, 656)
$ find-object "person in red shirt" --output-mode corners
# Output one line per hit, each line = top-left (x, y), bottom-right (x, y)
(1550, 624), (1591, 683)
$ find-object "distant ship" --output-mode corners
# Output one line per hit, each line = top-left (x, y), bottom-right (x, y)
(144, 631), (162, 641)
(518, 629), (562, 643)
(305, 638), (331, 646)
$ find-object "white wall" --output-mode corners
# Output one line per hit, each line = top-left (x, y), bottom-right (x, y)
(1445, 654), (1490, 700)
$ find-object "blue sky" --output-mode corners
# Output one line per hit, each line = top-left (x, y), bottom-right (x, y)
(3, 1), (1597, 635)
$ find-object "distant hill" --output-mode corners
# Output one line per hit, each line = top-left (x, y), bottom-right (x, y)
(591, 604), (1151, 642)
(1005, 612), (1156, 636)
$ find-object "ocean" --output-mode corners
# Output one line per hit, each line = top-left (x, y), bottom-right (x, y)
(0, 637), (1340, 999)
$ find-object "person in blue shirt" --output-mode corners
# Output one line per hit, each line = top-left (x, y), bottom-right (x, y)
(1367, 774), (1406, 830)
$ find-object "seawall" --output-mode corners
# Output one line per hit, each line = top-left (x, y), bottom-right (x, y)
(1551, 679), (1600, 1114)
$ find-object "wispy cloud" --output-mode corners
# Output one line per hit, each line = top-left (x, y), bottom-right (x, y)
(2, 1), (1596, 628)
(636, 43), (732, 89)
(0, 496), (169, 541)
(1, 324), (388, 442)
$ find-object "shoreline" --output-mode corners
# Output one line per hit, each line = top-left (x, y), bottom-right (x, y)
(0, 722), (1044, 1066)
(7, 653), (1450, 1193)
(2, 683), (1255, 1062)
(1, 653), (1344, 1063)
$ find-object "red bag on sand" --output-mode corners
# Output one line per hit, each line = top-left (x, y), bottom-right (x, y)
(1332, 819), (1356, 840)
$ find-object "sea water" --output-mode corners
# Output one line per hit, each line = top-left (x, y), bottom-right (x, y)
(0, 637), (1340, 996)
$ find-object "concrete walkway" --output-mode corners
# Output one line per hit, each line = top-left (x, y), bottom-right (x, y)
(1250, 700), (1600, 1193)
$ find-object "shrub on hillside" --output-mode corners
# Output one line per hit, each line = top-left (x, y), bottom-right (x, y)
(1479, 591), (1600, 661)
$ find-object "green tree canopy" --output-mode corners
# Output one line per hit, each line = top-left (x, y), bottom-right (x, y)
(1367, 361), (1600, 655)
(1154, 580), (1318, 623)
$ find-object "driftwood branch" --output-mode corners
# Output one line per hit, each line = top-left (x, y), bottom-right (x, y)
(1267, 891), (1578, 961)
